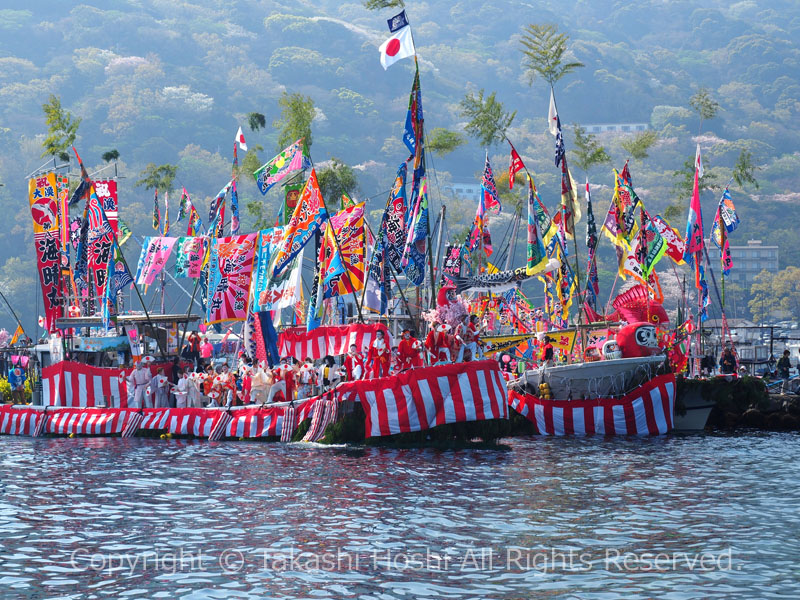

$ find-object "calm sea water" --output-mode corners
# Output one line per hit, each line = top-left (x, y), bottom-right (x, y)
(1, 433), (798, 599)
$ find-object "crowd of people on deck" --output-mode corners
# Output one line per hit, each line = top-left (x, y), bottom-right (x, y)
(125, 318), (490, 408)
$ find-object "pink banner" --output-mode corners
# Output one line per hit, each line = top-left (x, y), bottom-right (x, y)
(136, 237), (177, 286)
(206, 233), (258, 324)
(89, 180), (119, 296)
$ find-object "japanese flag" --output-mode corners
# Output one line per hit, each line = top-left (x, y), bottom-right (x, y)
(235, 126), (247, 151)
(379, 25), (415, 70)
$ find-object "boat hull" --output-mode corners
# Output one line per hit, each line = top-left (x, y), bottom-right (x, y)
(508, 373), (676, 435)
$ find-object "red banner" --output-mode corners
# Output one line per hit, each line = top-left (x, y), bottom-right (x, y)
(28, 174), (63, 332)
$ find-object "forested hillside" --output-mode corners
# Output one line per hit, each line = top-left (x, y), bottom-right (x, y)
(1, 0), (799, 331)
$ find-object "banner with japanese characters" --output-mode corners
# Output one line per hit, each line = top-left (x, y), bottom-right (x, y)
(88, 180), (119, 297)
(28, 174), (62, 332)
(206, 233), (258, 324)
(251, 227), (302, 312)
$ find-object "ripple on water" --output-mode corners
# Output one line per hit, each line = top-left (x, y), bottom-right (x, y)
(0, 433), (798, 598)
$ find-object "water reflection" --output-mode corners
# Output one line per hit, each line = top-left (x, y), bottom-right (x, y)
(0, 433), (798, 598)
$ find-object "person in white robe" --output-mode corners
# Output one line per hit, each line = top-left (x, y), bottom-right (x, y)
(250, 364), (271, 405)
(127, 362), (152, 409)
(187, 373), (204, 407)
(151, 368), (170, 409)
(174, 371), (190, 408)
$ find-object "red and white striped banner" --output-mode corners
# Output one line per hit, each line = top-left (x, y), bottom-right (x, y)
(42, 361), (129, 408)
(0, 400), (320, 441)
(508, 373), (675, 435)
(335, 360), (509, 438)
(41, 361), (190, 408)
(0, 408), (39, 436)
(278, 323), (391, 361)
(44, 408), (133, 435)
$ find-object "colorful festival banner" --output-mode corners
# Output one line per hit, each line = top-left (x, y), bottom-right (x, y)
(206, 233), (258, 324)
(88, 180), (119, 297)
(322, 203), (366, 298)
(383, 162), (409, 272)
(400, 179), (428, 286)
(252, 227), (303, 312)
(253, 139), (311, 196)
(55, 174), (73, 302)
(526, 175), (547, 275)
(441, 244), (462, 283)
(283, 182), (304, 226)
(174, 236), (208, 278)
(482, 152), (502, 214)
(134, 237), (177, 287)
(273, 168), (327, 276)
(28, 174), (62, 332)
(652, 215), (685, 265)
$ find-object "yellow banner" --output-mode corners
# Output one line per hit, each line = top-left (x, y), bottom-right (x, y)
(28, 173), (59, 235)
(548, 329), (578, 355)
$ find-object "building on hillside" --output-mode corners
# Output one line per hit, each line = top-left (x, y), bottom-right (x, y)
(443, 182), (482, 202)
(725, 239), (779, 287)
(581, 123), (650, 134)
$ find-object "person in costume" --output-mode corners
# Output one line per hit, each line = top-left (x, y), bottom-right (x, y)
(298, 357), (317, 399)
(366, 330), (390, 378)
(187, 371), (204, 407)
(8, 365), (26, 405)
(151, 367), (170, 408)
(250, 363), (271, 404)
(266, 359), (292, 403)
(540, 335), (555, 367)
(344, 344), (364, 381)
(239, 366), (252, 404)
(318, 355), (340, 390)
(127, 361), (152, 409)
(174, 370), (189, 408)
(397, 329), (422, 371)
(425, 323), (452, 364)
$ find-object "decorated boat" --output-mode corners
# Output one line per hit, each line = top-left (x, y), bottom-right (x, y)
(2, 8), (738, 442)
(1, 357), (508, 443)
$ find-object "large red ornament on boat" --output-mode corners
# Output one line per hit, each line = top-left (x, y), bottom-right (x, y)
(616, 322), (662, 358)
(437, 284), (457, 309)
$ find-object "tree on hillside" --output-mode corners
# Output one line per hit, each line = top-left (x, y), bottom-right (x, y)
(459, 89), (516, 147)
(274, 92), (314, 150)
(101, 149), (120, 163)
(665, 155), (717, 220)
(317, 158), (359, 208)
(748, 267), (800, 322)
(733, 149), (759, 190)
(135, 163), (178, 194)
(427, 127), (466, 157)
(520, 24), (584, 87)
(689, 87), (720, 133)
(571, 124), (611, 177)
(41, 94), (81, 161)
(620, 130), (658, 161)
(363, 0), (404, 9)
(241, 144), (265, 176)
(247, 112), (266, 132)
